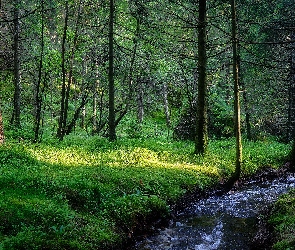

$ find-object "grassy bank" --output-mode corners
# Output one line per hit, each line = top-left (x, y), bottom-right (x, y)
(269, 189), (295, 249)
(0, 135), (290, 249)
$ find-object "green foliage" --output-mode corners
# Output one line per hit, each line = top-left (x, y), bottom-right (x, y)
(269, 189), (295, 250)
(0, 135), (290, 249)
(209, 92), (234, 138)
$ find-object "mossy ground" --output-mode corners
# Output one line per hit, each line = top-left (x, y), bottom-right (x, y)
(0, 131), (291, 249)
(269, 189), (295, 250)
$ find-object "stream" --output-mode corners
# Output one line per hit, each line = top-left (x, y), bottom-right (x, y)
(133, 173), (295, 250)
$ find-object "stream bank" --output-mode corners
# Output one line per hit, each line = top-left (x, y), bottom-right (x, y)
(126, 165), (295, 250)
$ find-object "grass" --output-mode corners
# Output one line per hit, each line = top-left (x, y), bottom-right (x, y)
(269, 189), (295, 250)
(0, 133), (291, 249)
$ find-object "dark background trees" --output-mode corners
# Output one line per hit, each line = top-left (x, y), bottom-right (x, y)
(0, 0), (294, 146)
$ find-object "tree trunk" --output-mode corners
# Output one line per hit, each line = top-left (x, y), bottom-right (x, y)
(92, 79), (98, 134)
(11, 0), (21, 128)
(34, 0), (45, 142)
(57, 0), (83, 140)
(0, 106), (4, 144)
(238, 53), (252, 140)
(57, 1), (69, 140)
(289, 30), (295, 162)
(137, 77), (144, 123)
(288, 30), (295, 142)
(163, 83), (170, 127)
(195, 0), (208, 154)
(108, 0), (116, 141)
(65, 94), (89, 135)
(231, 0), (242, 181)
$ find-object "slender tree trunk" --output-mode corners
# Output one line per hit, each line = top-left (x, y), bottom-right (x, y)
(137, 77), (144, 123)
(243, 91), (251, 140)
(0, 106), (4, 144)
(195, 0), (208, 154)
(108, 0), (116, 141)
(98, 89), (105, 132)
(57, 0), (83, 140)
(231, 0), (242, 180)
(92, 79), (98, 134)
(126, 16), (140, 104)
(289, 31), (295, 162)
(57, 1), (69, 140)
(34, 0), (45, 142)
(288, 30), (295, 142)
(11, 0), (21, 128)
(64, 0), (82, 134)
(163, 83), (170, 127)
(238, 52), (252, 140)
(65, 95), (89, 135)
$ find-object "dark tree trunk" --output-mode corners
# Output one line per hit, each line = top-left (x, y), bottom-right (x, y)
(108, 0), (116, 141)
(238, 53), (252, 140)
(92, 79), (98, 134)
(195, 0), (208, 154)
(11, 0), (21, 128)
(163, 83), (170, 127)
(57, 1), (69, 140)
(57, 0), (83, 140)
(288, 31), (295, 142)
(243, 90), (252, 140)
(289, 30), (295, 163)
(231, 0), (242, 181)
(137, 77), (144, 123)
(65, 95), (89, 135)
(34, 0), (45, 142)
(0, 106), (4, 144)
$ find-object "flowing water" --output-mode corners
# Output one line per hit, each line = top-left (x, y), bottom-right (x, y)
(133, 174), (295, 250)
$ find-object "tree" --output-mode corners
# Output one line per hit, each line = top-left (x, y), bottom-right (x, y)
(195, 0), (208, 154)
(288, 30), (295, 141)
(56, 0), (89, 140)
(108, 0), (116, 141)
(231, 0), (242, 180)
(57, 1), (70, 140)
(11, 0), (21, 128)
(33, 0), (45, 142)
(0, 105), (4, 144)
(289, 29), (295, 162)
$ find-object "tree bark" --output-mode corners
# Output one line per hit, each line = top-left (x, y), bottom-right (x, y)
(33, 0), (45, 142)
(163, 83), (170, 127)
(92, 89), (98, 134)
(231, 0), (242, 180)
(108, 0), (116, 141)
(137, 77), (144, 123)
(0, 106), (4, 144)
(195, 0), (208, 154)
(289, 30), (295, 162)
(57, 0), (83, 140)
(288, 30), (295, 142)
(65, 94), (89, 135)
(57, 1), (69, 140)
(238, 53), (252, 140)
(11, 0), (21, 128)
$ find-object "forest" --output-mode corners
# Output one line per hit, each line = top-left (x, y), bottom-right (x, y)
(0, 0), (295, 249)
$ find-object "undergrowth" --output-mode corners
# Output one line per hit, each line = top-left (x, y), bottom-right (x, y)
(269, 189), (295, 250)
(0, 134), (290, 249)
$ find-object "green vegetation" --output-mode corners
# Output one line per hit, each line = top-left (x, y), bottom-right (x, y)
(0, 129), (290, 249)
(0, 0), (294, 248)
(269, 189), (295, 250)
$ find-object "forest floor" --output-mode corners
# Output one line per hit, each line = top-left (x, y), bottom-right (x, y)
(0, 135), (292, 249)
